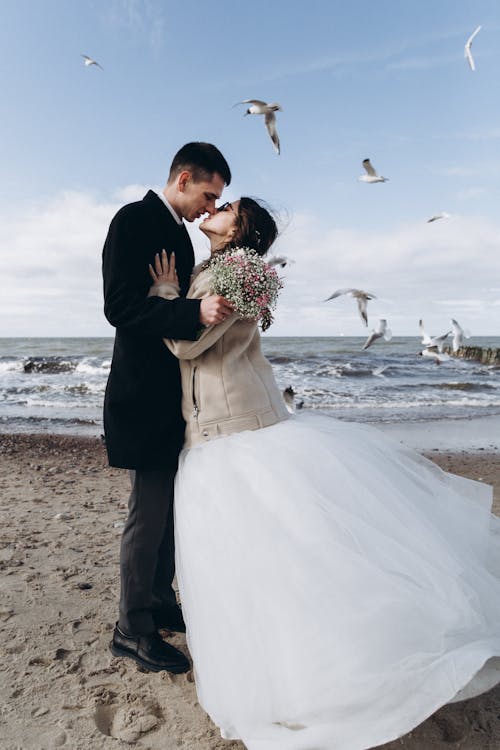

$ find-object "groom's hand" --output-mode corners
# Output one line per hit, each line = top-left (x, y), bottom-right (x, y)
(200, 296), (234, 326)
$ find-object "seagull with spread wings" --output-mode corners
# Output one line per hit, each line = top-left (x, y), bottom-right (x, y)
(419, 319), (451, 353)
(234, 99), (282, 154)
(464, 26), (481, 71)
(427, 212), (451, 223)
(451, 318), (471, 352)
(81, 54), (103, 70)
(325, 288), (377, 327)
(358, 159), (388, 183)
(362, 319), (393, 351)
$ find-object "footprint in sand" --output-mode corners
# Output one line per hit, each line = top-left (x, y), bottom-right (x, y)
(94, 699), (162, 743)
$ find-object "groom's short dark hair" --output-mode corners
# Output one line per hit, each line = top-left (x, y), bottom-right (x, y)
(168, 142), (231, 186)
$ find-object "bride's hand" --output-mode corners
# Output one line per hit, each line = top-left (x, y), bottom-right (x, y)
(148, 249), (179, 286)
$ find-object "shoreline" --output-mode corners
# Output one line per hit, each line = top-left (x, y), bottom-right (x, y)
(374, 413), (500, 453)
(2, 410), (500, 452)
(2, 433), (500, 749)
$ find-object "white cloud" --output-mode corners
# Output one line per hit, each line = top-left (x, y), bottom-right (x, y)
(1, 191), (499, 337)
(113, 184), (154, 203)
(0, 190), (122, 336)
(267, 212), (500, 336)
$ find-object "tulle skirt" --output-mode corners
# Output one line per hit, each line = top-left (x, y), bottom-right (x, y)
(174, 413), (500, 750)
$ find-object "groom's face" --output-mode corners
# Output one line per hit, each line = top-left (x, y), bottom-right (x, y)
(179, 171), (225, 222)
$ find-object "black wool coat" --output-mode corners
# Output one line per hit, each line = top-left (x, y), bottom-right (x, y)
(102, 190), (201, 469)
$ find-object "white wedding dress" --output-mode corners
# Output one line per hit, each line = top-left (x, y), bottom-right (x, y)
(174, 412), (500, 750)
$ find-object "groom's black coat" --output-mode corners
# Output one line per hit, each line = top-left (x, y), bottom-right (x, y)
(102, 190), (201, 469)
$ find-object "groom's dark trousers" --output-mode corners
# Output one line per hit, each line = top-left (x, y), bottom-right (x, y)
(102, 191), (201, 636)
(119, 468), (176, 634)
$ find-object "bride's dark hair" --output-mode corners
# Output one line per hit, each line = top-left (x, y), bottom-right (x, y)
(201, 197), (278, 270)
(230, 197), (278, 257)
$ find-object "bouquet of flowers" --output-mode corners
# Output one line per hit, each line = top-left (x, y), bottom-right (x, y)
(209, 247), (283, 331)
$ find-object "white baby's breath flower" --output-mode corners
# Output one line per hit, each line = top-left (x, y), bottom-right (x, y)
(208, 247), (283, 331)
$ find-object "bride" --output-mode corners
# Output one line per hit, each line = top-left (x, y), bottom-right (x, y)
(148, 197), (500, 750)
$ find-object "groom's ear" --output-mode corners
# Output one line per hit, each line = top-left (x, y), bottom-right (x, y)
(177, 171), (191, 192)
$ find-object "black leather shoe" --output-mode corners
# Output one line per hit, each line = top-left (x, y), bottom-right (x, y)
(109, 624), (190, 673)
(154, 604), (186, 633)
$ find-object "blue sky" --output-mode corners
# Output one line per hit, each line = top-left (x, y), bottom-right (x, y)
(1, 0), (499, 336)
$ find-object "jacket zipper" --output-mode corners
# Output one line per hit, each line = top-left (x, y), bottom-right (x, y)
(192, 366), (199, 418)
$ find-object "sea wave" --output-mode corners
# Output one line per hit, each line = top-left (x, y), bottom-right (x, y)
(268, 356), (295, 364)
(0, 414), (99, 431)
(399, 382), (499, 392)
(0, 360), (23, 373)
(23, 397), (101, 409)
(434, 382), (499, 391)
(1, 336), (499, 435)
(63, 383), (106, 395)
(75, 358), (111, 375)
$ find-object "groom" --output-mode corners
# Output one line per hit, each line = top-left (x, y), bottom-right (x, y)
(102, 142), (233, 673)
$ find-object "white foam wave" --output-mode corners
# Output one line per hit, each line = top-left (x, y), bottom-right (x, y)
(23, 397), (101, 409)
(74, 358), (111, 374)
(0, 360), (23, 373)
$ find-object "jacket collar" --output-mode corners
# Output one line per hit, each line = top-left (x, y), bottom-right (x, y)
(143, 190), (184, 230)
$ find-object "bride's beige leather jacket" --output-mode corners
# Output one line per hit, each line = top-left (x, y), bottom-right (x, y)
(149, 267), (289, 448)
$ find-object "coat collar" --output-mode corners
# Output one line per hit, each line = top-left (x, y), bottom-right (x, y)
(143, 190), (184, 230)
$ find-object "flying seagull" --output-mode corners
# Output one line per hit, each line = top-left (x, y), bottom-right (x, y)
(325, 288), (377, 327)
(450, 318), (470, 352)
(418, 348), (451, 365)
(427, 212), (450, 223)
(234, 99), (282, 154)
(419, 319), (451, 353)
(362, 319), (392, 350)
(267, 255), (295, 268)
(81, 54), (103, 70)
(464, 26), (481, 71)
(358, 159), (388, 183)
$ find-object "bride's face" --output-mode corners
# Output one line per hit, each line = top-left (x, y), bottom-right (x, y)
(200, 200), (240, 244)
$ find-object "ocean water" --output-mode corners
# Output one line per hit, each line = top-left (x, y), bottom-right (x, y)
(0, 336), (499, 436)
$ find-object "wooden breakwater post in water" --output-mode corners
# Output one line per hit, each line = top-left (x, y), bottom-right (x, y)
(443, 346), (500, 365)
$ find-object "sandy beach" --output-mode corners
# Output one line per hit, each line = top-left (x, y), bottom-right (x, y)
(2, 432), (500, 750)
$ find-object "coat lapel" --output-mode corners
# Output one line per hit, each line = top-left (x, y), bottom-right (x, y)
(142, 190), (194, 296)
